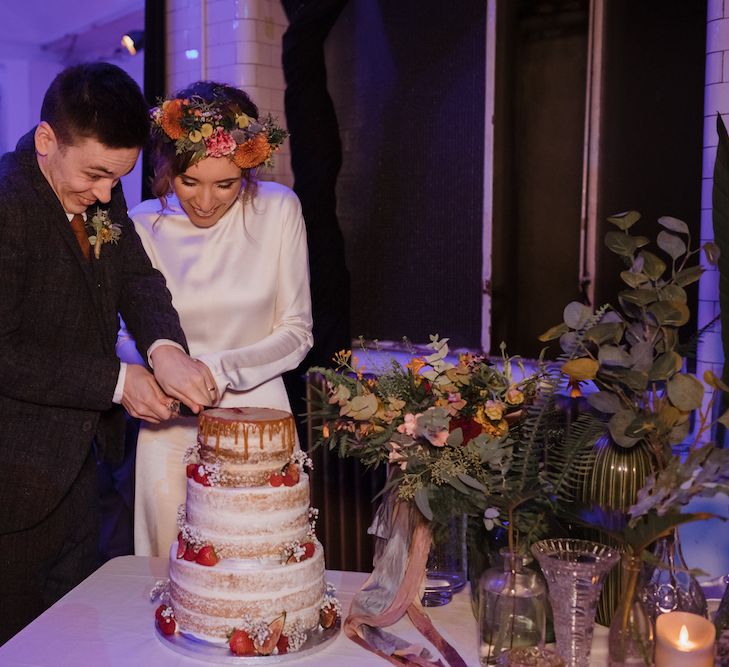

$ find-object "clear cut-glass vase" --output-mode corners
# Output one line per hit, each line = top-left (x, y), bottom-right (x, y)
(531, 538), (620, 667)
(640, 529), (707, 623)
(478, 548), (547, 666)
(608, 554), (654, 666)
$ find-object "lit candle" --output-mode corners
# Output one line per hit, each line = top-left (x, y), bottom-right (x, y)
(655, 611), (715, 667)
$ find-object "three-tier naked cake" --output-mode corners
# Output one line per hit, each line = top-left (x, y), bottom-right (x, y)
(153, 407), (340, 657)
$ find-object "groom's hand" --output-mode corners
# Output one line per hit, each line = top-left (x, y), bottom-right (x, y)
(150, 345), (216, 414)
(122, 364), (178, 423)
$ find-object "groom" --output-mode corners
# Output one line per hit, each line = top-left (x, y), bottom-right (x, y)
(0, 62), (215, 644)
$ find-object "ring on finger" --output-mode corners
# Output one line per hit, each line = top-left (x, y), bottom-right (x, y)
(168, 399), (180, 414)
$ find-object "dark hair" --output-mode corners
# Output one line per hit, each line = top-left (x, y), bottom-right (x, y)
(40, 62), (149, 149)
(149, 81), (260, 204)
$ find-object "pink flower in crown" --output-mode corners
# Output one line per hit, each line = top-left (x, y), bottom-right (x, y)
(204, 127), (237, 158)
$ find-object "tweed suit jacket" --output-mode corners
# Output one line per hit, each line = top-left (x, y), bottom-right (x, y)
(0, 130), (188, 535)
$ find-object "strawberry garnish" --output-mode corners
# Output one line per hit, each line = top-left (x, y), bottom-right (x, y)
(282, 463), (300, 487)
(195, 545), (219, 567)
(229, 628), (255, 656)
(192, 465), (210, 486)
(276, 634), (289, 654)
(301, 542), (315, 559)
(269, 473), (284, 487)
(176, 532), (186, 559)
(158, 615), (176, 635)
(186, 463), (197, 479)
(183, 543), (200, 561)
(155, 604), (169, 622)
(320, 606), (337, 629)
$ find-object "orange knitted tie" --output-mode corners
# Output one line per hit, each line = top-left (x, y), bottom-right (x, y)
(69, 214), (91, 261)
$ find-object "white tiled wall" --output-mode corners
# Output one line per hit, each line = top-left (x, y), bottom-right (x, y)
(166, 0), (292, 186)
(699, 0), (729, 428)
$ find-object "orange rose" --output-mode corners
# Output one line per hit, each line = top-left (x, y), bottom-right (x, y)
(232, 134), (272, 169)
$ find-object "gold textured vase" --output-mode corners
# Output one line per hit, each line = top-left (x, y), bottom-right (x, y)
(579, 433), (655, 626)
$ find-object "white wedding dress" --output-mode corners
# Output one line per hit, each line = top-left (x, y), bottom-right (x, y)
(117, 181), (313, 557)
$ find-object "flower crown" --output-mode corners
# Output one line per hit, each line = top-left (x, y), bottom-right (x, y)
(151, 95), (288, 170)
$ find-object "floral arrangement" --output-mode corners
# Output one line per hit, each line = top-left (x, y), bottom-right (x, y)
(151, 95), (288, 169)
(86, 207), (121, 259)
(309, 336), (544, 525)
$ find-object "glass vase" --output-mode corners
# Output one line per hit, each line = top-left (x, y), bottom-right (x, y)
(640, 529), (707, 623)
(422, 514), (467, 607)
(478, 549), (547, 666)
(531, 538), (620, 667)
(608, 554), (654, 666)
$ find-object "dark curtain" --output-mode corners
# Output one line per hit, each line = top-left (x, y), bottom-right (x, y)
(142, 0), (166, 201)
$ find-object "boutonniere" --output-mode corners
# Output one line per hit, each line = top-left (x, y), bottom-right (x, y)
(87, 207), (122, 259)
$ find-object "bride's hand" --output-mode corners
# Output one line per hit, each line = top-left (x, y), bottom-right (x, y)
(150, 346), (217, 413)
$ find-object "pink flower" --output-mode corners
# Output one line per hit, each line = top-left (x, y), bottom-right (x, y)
(204, 127), (237, 158)
(425, 429), (449, 447)
(446, 392), (466, 416)
(397, 413), (418, 437)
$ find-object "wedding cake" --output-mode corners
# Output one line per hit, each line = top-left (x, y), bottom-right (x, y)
(155, 407), (339, 656)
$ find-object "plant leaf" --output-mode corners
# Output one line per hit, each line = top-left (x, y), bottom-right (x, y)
(674, 265), (703, 287)
(563, 301), (593, 330)
(658, 284), (687, 303)
(647, 300), (690, 327)
(561, 357), (599, 381)
(649, 351), (682, 380)
(538, 322), (569, 342)
(657, 216), (690, 235)
(625, 415), (656, 439)
(619, 289), (659, 307)
(620, 271), (650, 288)
(598, 345), (633, 367)
(657, 231), (687, 260)
(608, 410), (641, 448)
(607, 210), (641, 230)
(414, 488), (434, 521)
(667, 373), (704, 411)
(586, 391), (622, 414)
(639, 250), (667, 280)
(456, 472), (487, 492)
(605, 231), (637, 257)
(583, 322), (624, 345)
(703, 241), (720, 266)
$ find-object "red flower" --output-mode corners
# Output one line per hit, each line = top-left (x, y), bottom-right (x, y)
(448, 416), (482, 444)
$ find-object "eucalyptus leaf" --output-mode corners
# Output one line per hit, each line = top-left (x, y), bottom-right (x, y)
(667, 373), (704, 412)
(703, 241), (720, 266)
(586, 391), (622, 414)
(619, 289), (659, 307)
(584, 322), (624, 345)
(446, 476), (472, 495)
(601, 367), (649, 393)
(633, 236), (650, 248)
(563, 301), (593, 330)
(639, 250), (667, 280)
(704, 369), (729, 392)
(538, 322), (569, 342)
(414, 488), (434, 521)
(648, 300), (690, 327)
(718, 409), (729, 429)
(649, 351), (682, 380)
(456, 473), (488, 492)
(629, 341), (654, 372)
(657, 231), (687, 260)
(658, 215), (690, 235)
(607, 210), (641, 230)
(608, 410), (641, 448)
(598, 345), (633, 367)
(668, 419), (691, 446)
(674, 265), (703, 287)
(625, 415), (656, 439)
(559, 331), (579, 355)
(447, 428), (464, 447)
(605, 230), (637, 257)
(620, 271), (650, 288)
(658, 284), (687, 303)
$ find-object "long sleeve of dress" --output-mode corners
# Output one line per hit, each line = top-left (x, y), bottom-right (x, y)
(195, 194), (313, 394)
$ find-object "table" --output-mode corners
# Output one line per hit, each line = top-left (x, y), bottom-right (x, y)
(0, 556), (611, 666)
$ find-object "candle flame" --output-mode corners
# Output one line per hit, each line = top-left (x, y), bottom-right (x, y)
(678, 625), (690, 648)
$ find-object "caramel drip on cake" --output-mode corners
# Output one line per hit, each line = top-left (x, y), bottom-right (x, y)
(198, 409), (296, 460)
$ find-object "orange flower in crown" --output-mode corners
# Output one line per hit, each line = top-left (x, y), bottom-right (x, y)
(159, 99), (186, 140)
(151, 95), (288, 169)
(233, 133), (273, 169)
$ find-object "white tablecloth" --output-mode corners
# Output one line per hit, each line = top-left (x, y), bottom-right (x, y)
(0, 556), (611, 666)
